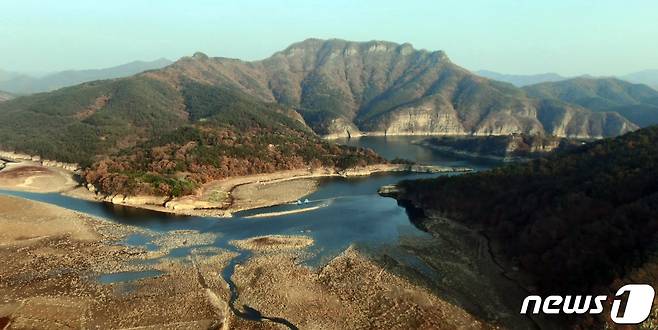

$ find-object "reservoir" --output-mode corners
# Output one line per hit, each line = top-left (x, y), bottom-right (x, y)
(0, 136), (509, 327)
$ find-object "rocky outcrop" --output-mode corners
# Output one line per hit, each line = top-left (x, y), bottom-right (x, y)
(377, 184), (401, 198)
(321, 117), (363, 139)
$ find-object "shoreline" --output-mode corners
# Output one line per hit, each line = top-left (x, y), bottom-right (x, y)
(322, 131), (603, 140)
(0, 161), (472, 219)
(413, 140), (527, 162)
(0, 194), (498, 328)
(379, 188), (557, 329)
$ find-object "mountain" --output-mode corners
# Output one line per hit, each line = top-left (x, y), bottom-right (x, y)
(394, 125), (658, 326)
(0, 58), (173, 94)
(476, 70), (567, 87)
(0, 91), (12, 102)
(0, 39), (640, 196)
(622, 69), (658, 91)
(524, 77), (658, 127)
(0, 58), (382, 197)
(142, 39), (634, 139)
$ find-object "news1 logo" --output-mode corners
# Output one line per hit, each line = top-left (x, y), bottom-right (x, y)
(520, 284), (655, 324)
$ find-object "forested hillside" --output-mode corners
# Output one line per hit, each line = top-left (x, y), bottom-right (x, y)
(398, 126), (658, 293)
(0, 74), (383, 197)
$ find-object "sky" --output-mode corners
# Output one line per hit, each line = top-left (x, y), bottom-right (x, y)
(1, 0), (657, 76)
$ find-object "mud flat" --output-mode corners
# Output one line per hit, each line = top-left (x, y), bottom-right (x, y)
(229, 178), (318, 213)
(229, 247), (493, 329)
(230, 235), (314, 252)
(0, 195), (235, 329)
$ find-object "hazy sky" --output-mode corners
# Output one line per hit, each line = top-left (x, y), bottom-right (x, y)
(2, 0), (657, 75)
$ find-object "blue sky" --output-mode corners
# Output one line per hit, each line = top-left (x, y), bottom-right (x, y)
(1, 0), (657, 75)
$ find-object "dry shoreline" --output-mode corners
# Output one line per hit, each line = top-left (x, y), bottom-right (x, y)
(0, 195), (499, 328)
(0, 195), (236, 328)
(1, 161), (471, 219)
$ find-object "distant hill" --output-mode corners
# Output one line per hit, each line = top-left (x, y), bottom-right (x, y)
(396, 125), (658, 326)
(0, 69), (26, 84)
(476, 70), (567, 87)
(523, 77), (658, 127)
(622, 69), (658, 91)
(0, 58), (173, 94)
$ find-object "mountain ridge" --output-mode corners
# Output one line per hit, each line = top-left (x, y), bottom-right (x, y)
(0, 58), (173, 94)
(477, 69), (658, 92)
(141, 38), (635, 139)
(523, 77), (658, 127)
(476, 70), (567, 87)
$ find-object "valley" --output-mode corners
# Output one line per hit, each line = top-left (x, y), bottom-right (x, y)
(0, 136), (554, 329)
(1, 37), (657, 329)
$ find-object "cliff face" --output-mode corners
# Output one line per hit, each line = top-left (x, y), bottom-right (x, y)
(145, 39), (637, 138)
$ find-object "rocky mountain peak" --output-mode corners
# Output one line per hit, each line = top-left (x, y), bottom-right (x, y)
(123, 39), (640, 139)
(192, 52), (209, 60)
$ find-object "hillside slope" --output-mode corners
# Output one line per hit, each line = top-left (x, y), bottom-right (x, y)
(0, 72), (383, 197)
(396, 126), (658, 299)
(524, 77), (658, 127)
(143, 39), (635, 138)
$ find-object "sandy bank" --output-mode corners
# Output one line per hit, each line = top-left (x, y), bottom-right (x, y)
(229, 178), (318, 212)
(76, 163), (469, 218)
(243, 204), (326, 218)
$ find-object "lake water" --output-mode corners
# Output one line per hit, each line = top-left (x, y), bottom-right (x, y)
(0, 136), (497, 284)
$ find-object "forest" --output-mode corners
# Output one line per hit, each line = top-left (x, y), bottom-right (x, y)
(83, 123), (384, 197)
